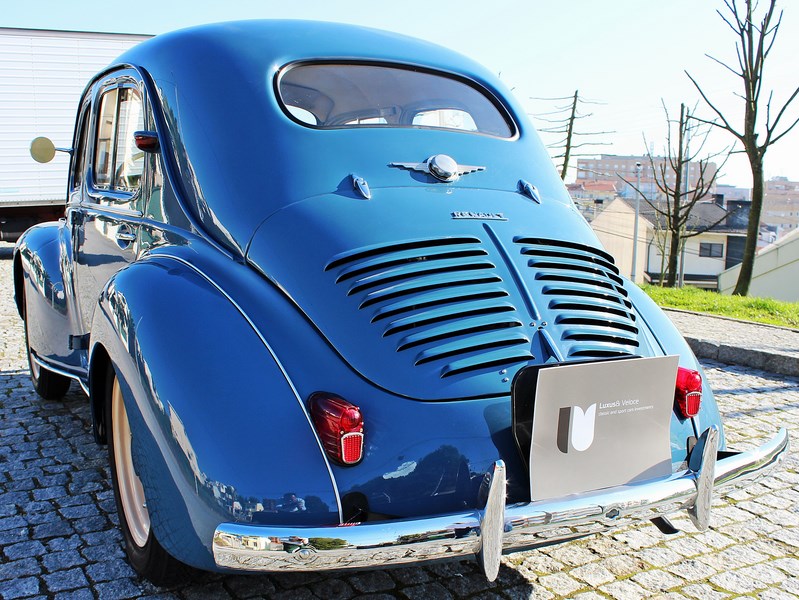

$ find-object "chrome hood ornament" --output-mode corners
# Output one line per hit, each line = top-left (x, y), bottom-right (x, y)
(390, 154), (485, 182)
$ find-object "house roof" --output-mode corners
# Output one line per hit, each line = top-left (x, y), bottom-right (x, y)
(615, 198), (746, 233)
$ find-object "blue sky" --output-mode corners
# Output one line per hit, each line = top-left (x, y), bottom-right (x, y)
(7, 0), (799, 187)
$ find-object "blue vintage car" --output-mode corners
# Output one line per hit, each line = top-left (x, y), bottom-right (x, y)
(15, 20), (788, 584)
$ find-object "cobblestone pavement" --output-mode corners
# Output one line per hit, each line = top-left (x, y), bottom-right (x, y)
(2, 243), (798, 600)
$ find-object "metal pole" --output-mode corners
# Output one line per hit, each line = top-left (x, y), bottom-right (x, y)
(631, 162), (642, 282)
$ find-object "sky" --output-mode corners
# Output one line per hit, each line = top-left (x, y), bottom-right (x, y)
(6, 0), (799, 188)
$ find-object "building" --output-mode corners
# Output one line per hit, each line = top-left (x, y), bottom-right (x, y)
(576, 154), (718, 204)
(763, 177), (799, 239)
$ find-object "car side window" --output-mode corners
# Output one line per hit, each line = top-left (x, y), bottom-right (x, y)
(70, 103), (91, 193)
(92, 86), (144, 195)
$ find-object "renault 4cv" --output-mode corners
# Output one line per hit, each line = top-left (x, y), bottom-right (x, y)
(16, 20), (787, 584)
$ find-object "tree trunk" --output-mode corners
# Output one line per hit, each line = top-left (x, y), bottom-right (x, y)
(732, 151), (764, 295)
(666, 231), (680, 287)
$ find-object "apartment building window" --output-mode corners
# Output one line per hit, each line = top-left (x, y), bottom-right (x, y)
(699, 242), (724, 257)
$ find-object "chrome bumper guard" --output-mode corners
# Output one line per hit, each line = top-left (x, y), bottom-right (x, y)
(213, 428), (788, 581)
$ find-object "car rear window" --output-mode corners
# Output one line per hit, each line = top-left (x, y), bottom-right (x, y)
(278, 63), (515, 138)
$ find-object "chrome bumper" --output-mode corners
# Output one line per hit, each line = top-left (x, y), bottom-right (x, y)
(213, 428), (788, 580)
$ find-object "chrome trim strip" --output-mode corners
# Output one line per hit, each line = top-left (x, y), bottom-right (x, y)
(151, 254), (343, 522)
(30, 353), (89, 395)
(212, 429), (787, 574)
(81, 203), (144, 219)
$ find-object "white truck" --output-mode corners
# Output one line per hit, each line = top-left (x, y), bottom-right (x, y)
(0, 27), (151, 241)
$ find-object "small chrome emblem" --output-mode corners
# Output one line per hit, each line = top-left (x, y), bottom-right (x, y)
(389, 154), (485, 182)
(451, 211), (507, 221)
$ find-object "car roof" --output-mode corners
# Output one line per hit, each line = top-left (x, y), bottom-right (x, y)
(113, 21), (552, 256)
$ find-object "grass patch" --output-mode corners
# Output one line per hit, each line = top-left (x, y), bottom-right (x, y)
(641, 284), (799, 329)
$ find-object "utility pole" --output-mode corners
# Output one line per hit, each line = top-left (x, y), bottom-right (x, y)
(631, 162), (642, 282)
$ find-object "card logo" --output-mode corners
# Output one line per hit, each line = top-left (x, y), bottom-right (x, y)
(556, 403), (597, 453)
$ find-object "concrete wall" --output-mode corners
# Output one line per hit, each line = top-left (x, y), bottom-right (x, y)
(718, 229), (799, 301)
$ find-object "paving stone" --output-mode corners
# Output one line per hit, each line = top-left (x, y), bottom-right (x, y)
(710, 569), (766, 594)
(442, 572), (496, 597)
(85, 559), (138, 583)
(388, 566), (431, 586)
(536, 572), (584, 597)
(0, 557), (40, 581)
(400, 582), (453, 600)
(600, 579), (651, 600)
(93, 578), (149, 599)
(569, 562), (616, 587)
(503, 585), (554, 600)
(223, 575), (276, 598)
(53, 590), (95, 600)
(734, 564), (787, 586)
(3, 539), (46, 560)
(770, 557), (799, 577)
(1, 576), (41, 599)
(42, 549), (87, 573)
(348, 571), (396, 593)
(43, 568), (90, 593)
(637, 546), (683, 567)
(631, 568), (684, 591)
(542, 544), (597, 567)
(666, 558), (718, 582)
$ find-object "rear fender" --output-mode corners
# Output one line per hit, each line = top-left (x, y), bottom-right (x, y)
(89, 256), (340, 570)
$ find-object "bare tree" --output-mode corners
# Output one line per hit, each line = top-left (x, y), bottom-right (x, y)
(530, 91), (613, 179)
(687, 0), (799, 295)
(623, 103), (732, 287)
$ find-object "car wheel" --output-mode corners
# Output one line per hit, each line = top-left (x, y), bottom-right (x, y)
(106, 369), (187, 585)
(22, 287), (71, 399)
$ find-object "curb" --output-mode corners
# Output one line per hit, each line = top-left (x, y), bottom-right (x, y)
(683, 336), (799, 378)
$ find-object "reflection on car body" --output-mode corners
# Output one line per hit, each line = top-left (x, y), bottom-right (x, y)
(15, 20), (787, 585)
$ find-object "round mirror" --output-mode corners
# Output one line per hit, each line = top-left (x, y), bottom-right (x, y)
(30, 137), (56, 164)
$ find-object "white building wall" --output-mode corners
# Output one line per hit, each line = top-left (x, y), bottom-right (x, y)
(589, 198), (650, 282)
(0, 28), (150, 206)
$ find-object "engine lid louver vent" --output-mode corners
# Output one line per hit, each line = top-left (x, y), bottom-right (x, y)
(515, 237), (640, 359)
(326, 237), (533, 380)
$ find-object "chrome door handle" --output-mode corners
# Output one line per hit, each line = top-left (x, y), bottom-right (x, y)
(116, 226), (136, 246)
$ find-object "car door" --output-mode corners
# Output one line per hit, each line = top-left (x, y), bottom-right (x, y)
(73, 71), (148, 338)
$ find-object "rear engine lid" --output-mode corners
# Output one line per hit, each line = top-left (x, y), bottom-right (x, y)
(246, 187), (645, 400)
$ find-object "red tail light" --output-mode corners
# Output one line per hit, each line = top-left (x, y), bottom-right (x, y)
(309, 393), (364, 465)
(675, 367), (702, 418)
